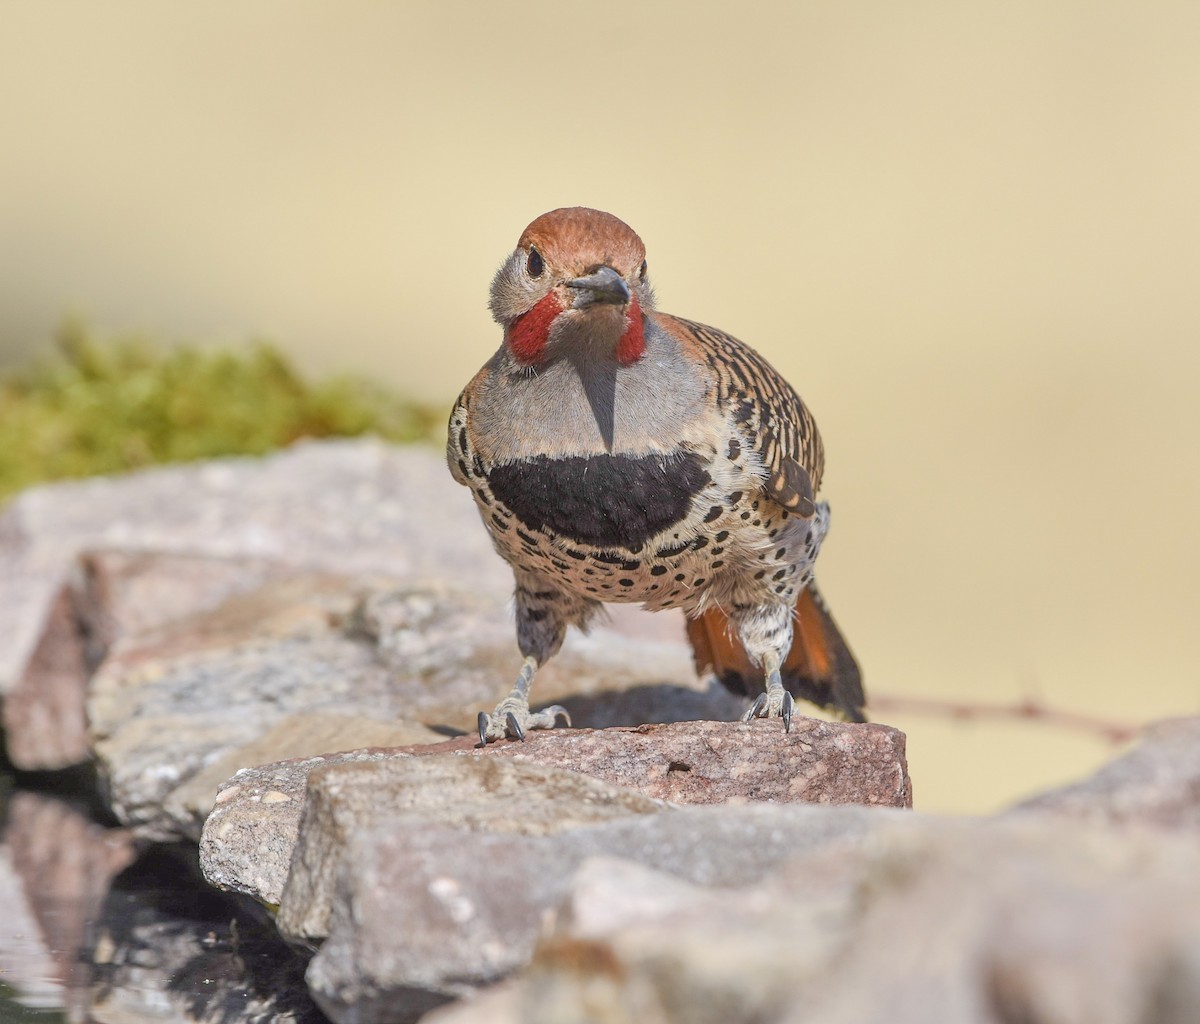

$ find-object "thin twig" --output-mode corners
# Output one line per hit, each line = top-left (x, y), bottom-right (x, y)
(867, 694), (1142, 745)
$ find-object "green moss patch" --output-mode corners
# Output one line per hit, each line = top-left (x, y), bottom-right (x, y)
(0, 322), (441, 502)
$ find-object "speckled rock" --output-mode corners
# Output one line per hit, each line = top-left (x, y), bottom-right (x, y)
(172, 712), (443, 845)
(424, 718), (912, 808)
(199, 717), (909, 910)
(3, 550), (300, 770)
(276, 756), (667, 944)
(0, 440), (513, 703)
(201, 748), (416, 908)
(87, 569), (728, 842)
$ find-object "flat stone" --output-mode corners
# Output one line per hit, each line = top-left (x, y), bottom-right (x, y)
(302, 802), (905, 1023)
(420, 718), (912, 808)
(274, 756), (666, 943)
(1009, 716), (1200, 829)
(89, 568), (722, 843)
(0, 440), (513, 701)
(200, 714), (907, 913)
(171, 712), (443, 844)
(201, 748), (414, 907)
(3, 551), (309, 770)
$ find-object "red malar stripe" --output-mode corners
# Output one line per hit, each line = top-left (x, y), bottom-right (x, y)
(616, 295), (645, 365)
(506, 292), (563, 364)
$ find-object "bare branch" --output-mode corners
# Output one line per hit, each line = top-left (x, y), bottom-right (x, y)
(867, 694), (1142, 745)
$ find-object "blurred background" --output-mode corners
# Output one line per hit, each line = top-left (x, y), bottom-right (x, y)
(2, 1), (1197, 813)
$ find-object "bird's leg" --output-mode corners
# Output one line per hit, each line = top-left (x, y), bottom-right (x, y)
(477, 655), (570, 745)
(742, 649), (795, 732)
(736, 604), (796, 732)
(477, 575), (595, 745)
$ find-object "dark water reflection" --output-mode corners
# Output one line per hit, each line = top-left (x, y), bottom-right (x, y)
(0, 770), (325, 1024)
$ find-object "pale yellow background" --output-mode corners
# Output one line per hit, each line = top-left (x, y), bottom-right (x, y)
(3, 2), (1198, 813)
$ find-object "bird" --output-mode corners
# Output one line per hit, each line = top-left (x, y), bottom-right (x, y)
(447, 207), (864, 744)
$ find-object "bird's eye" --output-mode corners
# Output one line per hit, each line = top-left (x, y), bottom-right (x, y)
(639, 260), (648, 280)
(527, 248), (544, 278)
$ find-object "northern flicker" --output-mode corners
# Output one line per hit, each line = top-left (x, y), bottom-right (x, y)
(448, 207), (864, 744)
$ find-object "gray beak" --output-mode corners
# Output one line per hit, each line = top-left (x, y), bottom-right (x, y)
(565, 265), (631, 307)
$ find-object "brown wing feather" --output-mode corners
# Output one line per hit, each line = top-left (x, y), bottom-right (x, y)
(686, 584), (865, 722)
(654, 312), (824, 513)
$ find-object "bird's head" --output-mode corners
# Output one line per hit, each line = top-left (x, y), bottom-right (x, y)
(489, 207), (656, 366)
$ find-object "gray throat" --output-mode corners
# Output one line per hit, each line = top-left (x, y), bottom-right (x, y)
(475, 318), (707, 462)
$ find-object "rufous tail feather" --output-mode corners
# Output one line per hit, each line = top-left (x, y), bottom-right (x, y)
(686, 583), (865, 722)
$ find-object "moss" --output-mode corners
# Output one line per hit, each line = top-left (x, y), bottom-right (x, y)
(0, 321), (442, 502)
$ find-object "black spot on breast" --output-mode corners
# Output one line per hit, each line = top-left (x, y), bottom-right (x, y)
(703, 505), (723, 523)
(727, 439), (741, 460)
(458, 427), (468, 453)
(650, 565), (668, 576)
(487, 452), (712, 550)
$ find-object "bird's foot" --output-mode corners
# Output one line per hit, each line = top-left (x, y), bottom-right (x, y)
(477, 698), (571, 745)
(742, 687), (795, 732)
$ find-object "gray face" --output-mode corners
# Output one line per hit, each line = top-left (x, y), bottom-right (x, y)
(488, 247), (656, 326)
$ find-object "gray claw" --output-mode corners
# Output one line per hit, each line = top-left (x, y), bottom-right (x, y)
(478, 712), (490, 747)
(506, 711), (526, 741)
(744, 692), (768, 722)
(542, 705), (571, 728)
(783, 691), (794, 733)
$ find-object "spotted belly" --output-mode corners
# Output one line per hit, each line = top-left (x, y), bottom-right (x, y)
(467, 446), (822, 613)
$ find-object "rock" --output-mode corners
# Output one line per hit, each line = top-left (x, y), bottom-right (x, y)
(88, 569), (723, 842)
(275, 755), (666, 942)
(427, 817), (1200, 1024)
(173, 712), (443, 845)
(200, 716), (908, 912)
(422, 718), (912, 808)
(200, 748), (417, 907)
(301, 802), (905, 1023)
(87, 573), (393, 841)
(3, 550), (303, 770)
(0, 440), (690, 760)
(1009, 716), (1200, 829)
(2, 581), (92, 771)
(0, 440), (513, 701)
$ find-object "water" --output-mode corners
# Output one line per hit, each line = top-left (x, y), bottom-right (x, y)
(0, 770), (324, 1024)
